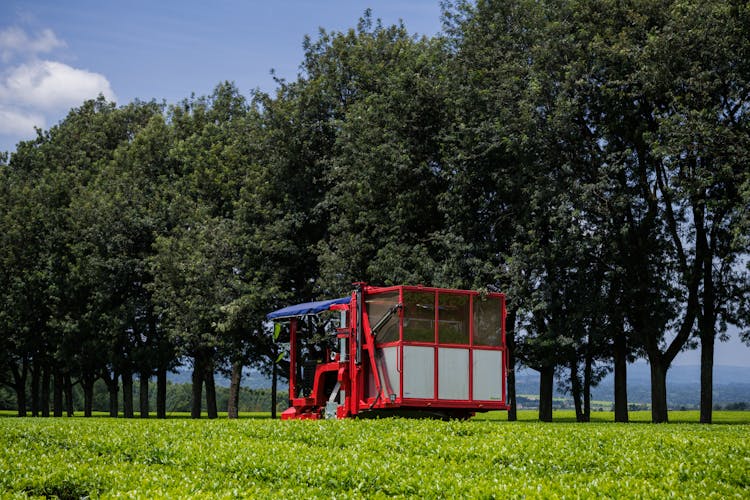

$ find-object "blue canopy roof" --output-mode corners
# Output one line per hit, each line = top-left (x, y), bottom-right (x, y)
(266, 296), (351, 320)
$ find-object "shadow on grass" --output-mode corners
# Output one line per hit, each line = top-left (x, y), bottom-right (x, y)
(0, 410), (276, 420)
(2, 409), (749, 424)
(473, 409), (750, 425)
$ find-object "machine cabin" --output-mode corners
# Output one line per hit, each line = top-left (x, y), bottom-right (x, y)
(267, 284), (508, 419)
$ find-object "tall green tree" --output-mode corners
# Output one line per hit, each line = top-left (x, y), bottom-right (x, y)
(443, 0), (619, 421)
(54, 99), (164, 418)
(3, 96), (161, 417)
(0, 159), (51, 416)
(150, 213), (246, 419)
(69, 108), (174, 417)
(309, 15), (450, 292)
(642, 0), (750, 423)
(150, 82), (256, 418)
(440, 0), (543, 420)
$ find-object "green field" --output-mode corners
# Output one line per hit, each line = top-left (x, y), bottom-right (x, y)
(1, 412), (748, 498)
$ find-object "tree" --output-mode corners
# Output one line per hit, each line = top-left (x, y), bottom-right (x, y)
(642, 0), (750, 423)
(69, 107), (174, 417)
(150, 82), (256, 418)
(2, 96), (161, 417)
(0, 162), (44, 416)
(440, 0), (544, 420)
(305, 16), (450, 292)
(150, 213), (245, 418)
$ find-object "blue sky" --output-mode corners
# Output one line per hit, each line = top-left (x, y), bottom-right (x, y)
(0, 0), (443, 153)
(1, 1), (748, 366)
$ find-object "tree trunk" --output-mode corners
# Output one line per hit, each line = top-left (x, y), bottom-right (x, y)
(506, 309), (517, 421)
(538, 366), (554, 422)
(692, 186), (715, 424)
(139, 371), (149, 418)
(64, 372), (74, 417)
(103, 371), (119, 417)
(15, 380), (28, 417)
(271, 346), (278, 419)
(110, 386), (119, 417)
(613, 332), (629, 423)
(570, 359), (583, 422)
(149, 305), (167, 419)
(583, 349), (592, 423)
(506, 349), (517, 422)
(53, 368), (63, 417)
(122, 368), (134, 418)
(648, 354), (669, 423)
(11, 359), (28, 417)
(699, 241), (715, 424)
(156, 366), (167, 419)
(81, 372), (95, 417)
(700, 329), (714, 424)
(205, 358), (218, 419)
(41, 366), (50, 417)
(227, 360), (242, 419)
(31, 358), (40, 417)
(191, 356), (204, 419)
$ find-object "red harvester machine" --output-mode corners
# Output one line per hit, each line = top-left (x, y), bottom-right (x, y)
(267, 283), (508, 419)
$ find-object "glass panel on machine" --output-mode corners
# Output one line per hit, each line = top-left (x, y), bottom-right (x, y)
(402, 291), (436, 342)
(366, 291), (400, 344)
(437, 293), (469, 345)
(473, 296), (502, 346)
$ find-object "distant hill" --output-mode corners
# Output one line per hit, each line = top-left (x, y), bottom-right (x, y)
(168, 367), (288, 390)
(171, 362), (749, 409)
(515, 363), (750, 409)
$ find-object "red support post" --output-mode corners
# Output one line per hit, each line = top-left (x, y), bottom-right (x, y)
(289, 318), (297, 401)
(501, 296), (507, 405)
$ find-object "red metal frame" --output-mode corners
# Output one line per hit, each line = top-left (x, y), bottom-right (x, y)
(279, 284), (507, 419)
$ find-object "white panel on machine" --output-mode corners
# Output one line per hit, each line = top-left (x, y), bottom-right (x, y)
(438, 347), (469, 400)
(472, 349), (503, 400)
(403, 346), (434, 398)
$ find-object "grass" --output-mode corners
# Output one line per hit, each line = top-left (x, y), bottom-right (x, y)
(0, 411), (748, 498)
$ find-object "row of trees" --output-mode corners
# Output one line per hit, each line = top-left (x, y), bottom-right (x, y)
(1, 1), (749, 423)
(0, 379), (289, 415)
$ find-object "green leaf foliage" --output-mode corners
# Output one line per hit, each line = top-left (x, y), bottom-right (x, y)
(0, 417), (748, 498)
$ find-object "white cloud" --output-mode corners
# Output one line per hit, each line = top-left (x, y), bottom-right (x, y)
(1, 60), (116, 111)
(0, 106), (44, 135)
(0, 27), (117, 150)
(0, 27), (66, 63)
